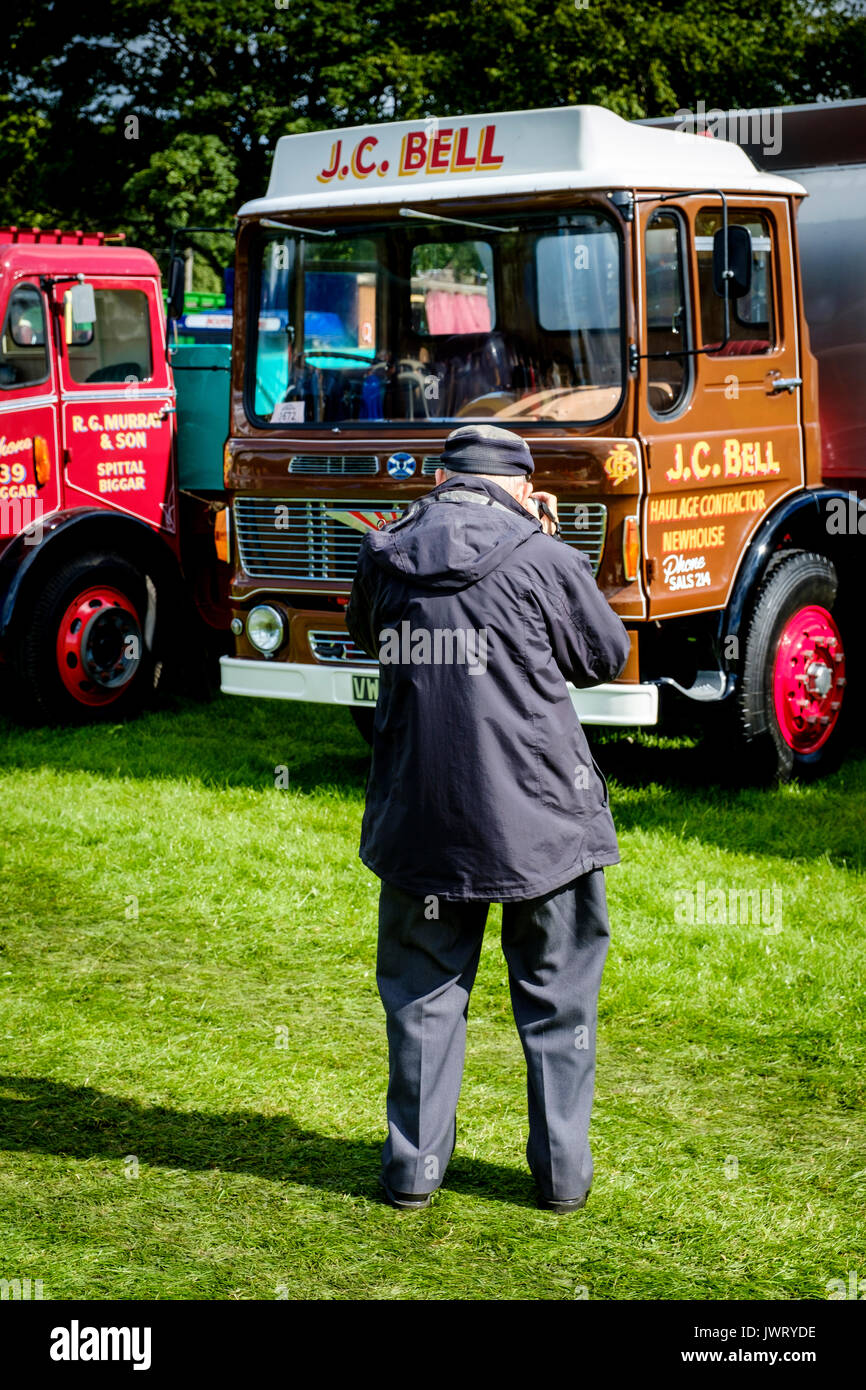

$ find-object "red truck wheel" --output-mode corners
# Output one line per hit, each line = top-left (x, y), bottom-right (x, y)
(55, 584), (142, 707)
(772, 603), (845, 755)
(737, 551), (848, 782)
(13, 553), (157, 723)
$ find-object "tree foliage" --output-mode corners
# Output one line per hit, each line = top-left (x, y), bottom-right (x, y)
(2, 0), (864, 280)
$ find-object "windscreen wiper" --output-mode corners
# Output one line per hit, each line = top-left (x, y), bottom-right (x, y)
(260, 218), (334, 237)
(399, 208), (518, 235)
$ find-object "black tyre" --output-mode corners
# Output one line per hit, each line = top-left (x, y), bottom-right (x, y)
(733, 550), (849, 783)
(10, 551), (161, 724)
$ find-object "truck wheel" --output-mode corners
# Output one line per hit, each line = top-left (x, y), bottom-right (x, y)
(349, 705), (375, 745)
(13, 552), (158, 723)
(736, 551), (848, 782)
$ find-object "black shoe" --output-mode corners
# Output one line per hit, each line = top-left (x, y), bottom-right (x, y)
(379, 1175), (434, 1210)
(536, 1188), (590, 1214)
(379, 1130), (454, 1211)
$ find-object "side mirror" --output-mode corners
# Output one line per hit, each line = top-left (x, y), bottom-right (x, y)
(167, 255), (186, 320)
(69, 281), (96, 324)
(712, 225), (752, 299)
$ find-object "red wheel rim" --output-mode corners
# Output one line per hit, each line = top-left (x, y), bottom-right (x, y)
(773, 604), (846, 754)
(55, 585), (143, 707)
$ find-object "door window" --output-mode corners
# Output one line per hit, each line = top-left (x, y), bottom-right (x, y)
(645, 211), (692, 415)
(696, 210), (775, 354)
(65, 288), (154, 384)
(0, 284), (50, 389)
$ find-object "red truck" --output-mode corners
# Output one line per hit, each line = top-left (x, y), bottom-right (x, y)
(0, 226), (229, 720)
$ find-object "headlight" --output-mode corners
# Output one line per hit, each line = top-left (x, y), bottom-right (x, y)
(247, 605), (285, 654)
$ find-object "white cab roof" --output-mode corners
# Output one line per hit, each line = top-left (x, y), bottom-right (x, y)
(238, 104), (805, 218)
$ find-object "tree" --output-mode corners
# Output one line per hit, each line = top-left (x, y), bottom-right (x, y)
(1, 0), (864, 270)
(122, 134), (237, 287)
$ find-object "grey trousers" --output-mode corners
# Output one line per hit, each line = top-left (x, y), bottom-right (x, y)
(376, 869), (611, 1202)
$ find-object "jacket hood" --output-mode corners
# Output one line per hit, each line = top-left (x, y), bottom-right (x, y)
(362, 476), (541, 592)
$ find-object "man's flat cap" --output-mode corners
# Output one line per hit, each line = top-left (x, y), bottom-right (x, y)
(440, 423), (534, 476)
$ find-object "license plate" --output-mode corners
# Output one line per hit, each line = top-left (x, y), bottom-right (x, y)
(351, 673), (379, 704)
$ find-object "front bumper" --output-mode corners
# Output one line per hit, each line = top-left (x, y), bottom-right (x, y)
(219, 657), (659, 726)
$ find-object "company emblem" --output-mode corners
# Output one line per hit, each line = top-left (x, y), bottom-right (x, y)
(603, 443), (639, 487)
(386, 452), (416, 479)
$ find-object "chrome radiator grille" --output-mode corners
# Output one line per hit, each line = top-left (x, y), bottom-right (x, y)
(309, 630), (376, 665)
(234, 497), (406, 581)
(289, 454), (378, 476)
(234, 496), (607, 580)
(557, 502), (607, 574)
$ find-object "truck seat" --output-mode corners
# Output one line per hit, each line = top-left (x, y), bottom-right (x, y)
(85, 361), (147, 383)
(648, 381), (676, 411)
(704, 340), (770, 356)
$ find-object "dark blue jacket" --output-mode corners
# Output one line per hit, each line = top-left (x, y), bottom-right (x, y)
(345, 474), (631, 901)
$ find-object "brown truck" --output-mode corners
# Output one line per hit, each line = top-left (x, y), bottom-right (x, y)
(219, 102), (865, 781)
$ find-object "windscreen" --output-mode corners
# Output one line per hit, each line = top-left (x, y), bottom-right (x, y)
(250, 210), (623, 426)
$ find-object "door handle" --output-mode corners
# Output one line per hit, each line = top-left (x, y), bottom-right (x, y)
(159, 404), (177, 418)
(768, 376), (802, 395)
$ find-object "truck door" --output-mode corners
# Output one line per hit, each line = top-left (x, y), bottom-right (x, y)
(51, 276), (177, 538)
(639, 197), (803, 617)
(0, 280), (61, 540)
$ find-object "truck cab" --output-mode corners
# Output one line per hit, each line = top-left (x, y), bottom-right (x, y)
(0, 226), (229, 719)
(219, 105), (853, 781)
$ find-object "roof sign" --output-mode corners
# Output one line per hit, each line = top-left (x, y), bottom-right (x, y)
(316, 122), (505, 186)
(239, 106), (805, 219)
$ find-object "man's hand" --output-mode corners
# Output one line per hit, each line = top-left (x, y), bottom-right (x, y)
(524, 489), (560, 536)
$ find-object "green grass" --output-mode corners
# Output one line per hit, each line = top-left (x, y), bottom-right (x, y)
(0, 696), (864, 1300)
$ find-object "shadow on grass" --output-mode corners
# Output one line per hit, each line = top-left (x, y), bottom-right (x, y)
(0, 1075), (537, 1210)
(2, 692), (865, 869)
(0, 696), (371, 797)
(589, 725), (866, 870)
(589, 717), (866, 791)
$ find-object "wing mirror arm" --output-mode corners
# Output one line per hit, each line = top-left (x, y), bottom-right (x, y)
(629, 188), (751, 370)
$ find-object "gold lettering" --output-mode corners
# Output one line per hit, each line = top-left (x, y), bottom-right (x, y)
(723, 438), (742, 479)
(691, 442), (711, 480)
(764, 440), (780, 474)
(666, 443), (684, 483)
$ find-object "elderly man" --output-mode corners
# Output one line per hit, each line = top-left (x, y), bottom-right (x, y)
(345, 423), (630, 1213)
